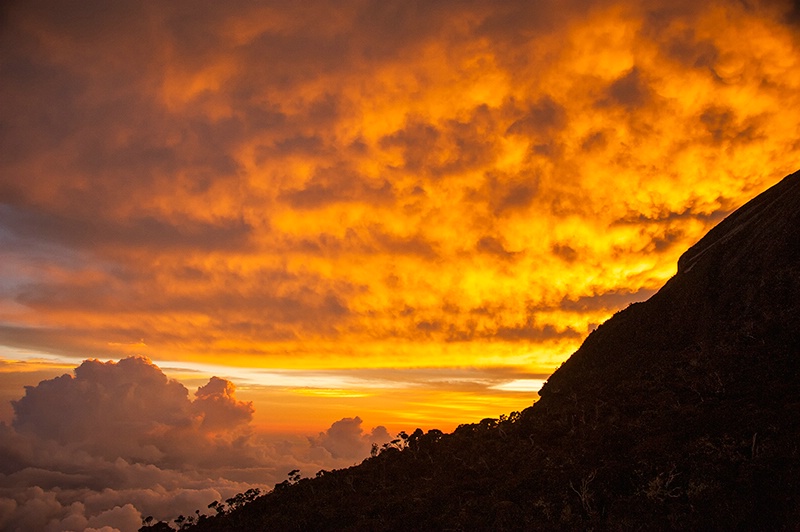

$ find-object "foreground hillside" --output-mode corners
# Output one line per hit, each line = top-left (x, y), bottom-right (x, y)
(176, 170), (800, 530)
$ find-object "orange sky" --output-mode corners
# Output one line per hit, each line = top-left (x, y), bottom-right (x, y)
(1, 0), (800, 434)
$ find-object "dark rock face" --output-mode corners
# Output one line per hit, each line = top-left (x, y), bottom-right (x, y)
(533, 170), (800, 528)
(182, 170), (800, 531)
(541, 169), (800, 401)
(542, 173), (800, 403)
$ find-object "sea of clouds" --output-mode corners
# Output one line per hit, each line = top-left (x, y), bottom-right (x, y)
(0, 356), (390, 531)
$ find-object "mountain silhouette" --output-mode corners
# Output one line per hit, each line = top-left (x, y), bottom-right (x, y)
(176, 170), (800, 531)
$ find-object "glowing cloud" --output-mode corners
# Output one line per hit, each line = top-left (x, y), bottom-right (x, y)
(1, 0), (799, 457)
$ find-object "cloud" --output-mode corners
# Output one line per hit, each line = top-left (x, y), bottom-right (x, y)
(193, 376), (254, 431)
(493, 323), (582, 342)
(0, 357), (391, 531)
(467, 171), (541, 217)
(601, 67), (651, 108)
(559, 288), (658, 313)
(506, 96), (567, 137)
(0, 205), (253, 253)
(279, 167), (395, 210)
(12, 357), (194, 455)
(309, 416), (391, 460)
(86, 504), (141, 532)
(2, 1), (799, 368)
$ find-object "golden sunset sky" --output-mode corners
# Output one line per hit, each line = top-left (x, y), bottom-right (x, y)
(1, 0), (799, 437)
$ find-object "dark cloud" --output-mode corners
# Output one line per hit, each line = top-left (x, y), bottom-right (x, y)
(701, 107), (738, 143)
(663, 30), (720, 70)
(380, 121), (441, 173)
(0, 2), (254, 256)
(6, 261), (357, 332)
(494, 180), (540, 215)
(367, 227), (439, 259)
(412, 305), (583, 343)
(379, 112), (498, 178)
(506, 96), (566, 137)
(416, 320), (442, 334)
(476, 236), (518, 259)
(465, 171), (541, 218)
(551, 243), (579, 262)
(438, 113), (501, 176)
(699, 106), (764, 146)
(0, 205), (253, 253)
(560, 288), (657, 312)
(580, 130), (609, 152)
(613, 205), (731, 226)
(269, 134), (326, 156)
(649, 227), (686, 253)
(474, 0), (587, 49)
(0, 324), (131, 360)
(493, 323), (581, 342)
(0, 56), (86, 167)
(280, 169), (395, 210)
(601, 67), (651, 108)
(234, 20), (355, 87)
(787, 0), (800, 25)
(351, 0), (460, 61)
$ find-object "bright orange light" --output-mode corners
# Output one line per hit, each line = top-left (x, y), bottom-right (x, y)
(2, 1), (799, 435)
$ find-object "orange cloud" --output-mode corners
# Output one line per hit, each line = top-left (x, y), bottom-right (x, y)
(1, 0), (799, 431)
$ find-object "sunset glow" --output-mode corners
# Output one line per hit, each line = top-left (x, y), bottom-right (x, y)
(2, 0), (799, 434)
(1, 0), (799, 529)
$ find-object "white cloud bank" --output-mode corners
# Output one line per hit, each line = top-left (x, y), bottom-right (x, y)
(0, 356), (390, 532)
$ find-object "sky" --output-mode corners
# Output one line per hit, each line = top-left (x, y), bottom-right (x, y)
(1, 0), (799, 529)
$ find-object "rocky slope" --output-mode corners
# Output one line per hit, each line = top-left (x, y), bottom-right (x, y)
(173, 169), (800, 531)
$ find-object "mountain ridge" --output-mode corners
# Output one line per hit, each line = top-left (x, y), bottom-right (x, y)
(172, 169), (800, 531)
(541, 170), (800, 400)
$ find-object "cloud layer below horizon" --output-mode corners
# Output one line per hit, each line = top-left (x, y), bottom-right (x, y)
(0, 356), (390, 531)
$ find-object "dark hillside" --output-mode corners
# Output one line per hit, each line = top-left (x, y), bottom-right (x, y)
(175, 170), (800, 531)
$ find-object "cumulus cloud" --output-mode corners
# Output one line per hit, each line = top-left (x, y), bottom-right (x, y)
(309, 416), (392, 460)
(0, 357), (391, 532)
(13, 357), (191, 448)
(193, 376), (254, 431)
